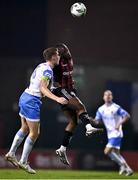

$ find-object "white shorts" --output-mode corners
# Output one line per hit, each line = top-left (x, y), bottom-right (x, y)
(19, 92), (42, 122)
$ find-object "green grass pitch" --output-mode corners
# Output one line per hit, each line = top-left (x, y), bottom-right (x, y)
(0, 170), (138, 179)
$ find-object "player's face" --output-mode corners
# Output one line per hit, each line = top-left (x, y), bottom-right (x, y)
(58, 47), (65, 56)
(103, 91), (113, 103)
(52, 51), (60, 65)
(57, 45), (71, 59)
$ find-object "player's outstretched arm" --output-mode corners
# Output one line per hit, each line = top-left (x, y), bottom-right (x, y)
(40, 79), (68, 105)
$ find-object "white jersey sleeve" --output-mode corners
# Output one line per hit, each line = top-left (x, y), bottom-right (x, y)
(25, 62), (53, 97)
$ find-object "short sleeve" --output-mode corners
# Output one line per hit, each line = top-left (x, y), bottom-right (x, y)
(117, 107), (129, 117)
(42, 69), (53, 81)
(95, 109), (102, 121)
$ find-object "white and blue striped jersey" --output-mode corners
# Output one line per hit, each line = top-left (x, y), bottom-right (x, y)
(25, 62), (53, 98)
(95, 103), (129, 139)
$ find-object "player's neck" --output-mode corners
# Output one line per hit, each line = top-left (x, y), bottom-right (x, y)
(105, 101), (113, 106)
(46, 61), (54, 69)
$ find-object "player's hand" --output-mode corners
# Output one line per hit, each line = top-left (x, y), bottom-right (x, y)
(56, 97), (68, 105)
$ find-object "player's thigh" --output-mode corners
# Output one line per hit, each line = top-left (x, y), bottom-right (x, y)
(68, 96), (86, 112)
(63, 109), (78, 125)
(26, 120), (40, 136)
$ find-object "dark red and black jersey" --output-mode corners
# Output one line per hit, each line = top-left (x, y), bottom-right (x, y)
(53, 57), (74, 90)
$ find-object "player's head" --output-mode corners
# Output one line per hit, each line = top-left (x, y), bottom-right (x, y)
(55, 43), (71, 59)
(43, 47), (60, 66)
(103, 90), (113, 103)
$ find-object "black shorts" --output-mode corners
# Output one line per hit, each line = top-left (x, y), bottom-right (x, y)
(52, 87), (77, 111)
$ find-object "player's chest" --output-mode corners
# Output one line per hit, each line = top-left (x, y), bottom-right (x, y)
(101, 107), (118, 119)
(60, 59), (73, 72)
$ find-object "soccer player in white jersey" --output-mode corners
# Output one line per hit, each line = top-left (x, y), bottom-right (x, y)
(5, 47), (68, 174)
(94, 90), (133, 176)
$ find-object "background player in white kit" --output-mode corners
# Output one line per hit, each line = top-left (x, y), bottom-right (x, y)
(94, 90), (133, 176)
(5, 47), (68, 174)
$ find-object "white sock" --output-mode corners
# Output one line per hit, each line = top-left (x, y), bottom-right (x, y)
(60, 145), (66, 152)
(118, 154), (131, 169)
(9, 130), (26, 156)
(108, 152), (124, 166)
(20, 136), (35, 164)
(86, 124), (93, 131)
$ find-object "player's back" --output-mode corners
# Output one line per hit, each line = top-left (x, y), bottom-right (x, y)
(25, 62), (53, 97)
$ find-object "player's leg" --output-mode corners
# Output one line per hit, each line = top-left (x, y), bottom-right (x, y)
(104, 137), (133, 176)
(54, 88), (95, 133)
(68, 96), (103, 136)
(53, 88), (97, 135)
(56, 109), (77, 165)
(104, 138), (125, 167)
(61, 109), (77, 149)
(113, 148), (133, 176)
(5, 117), (29, 167)
(104, 146), (126, 174)
(104, 146), (124, 166)
(18, 120), (40, 174)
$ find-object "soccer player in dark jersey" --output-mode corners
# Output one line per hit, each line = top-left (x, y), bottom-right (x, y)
(52, 43), (103, 165)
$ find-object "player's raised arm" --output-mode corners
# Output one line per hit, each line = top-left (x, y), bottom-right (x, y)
(40, 78), (68, 105)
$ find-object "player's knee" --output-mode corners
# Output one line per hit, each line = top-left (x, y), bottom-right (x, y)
(77, 104), (86, 114)
(29, 131), (39, 141)
(104, 148), (112, 155)
(21, 124), (29, 134)
(66, 121), (77, 132)
(70, 121), (77, 128)
(104, 149), (109, 155)
(104, 150), (108, 155)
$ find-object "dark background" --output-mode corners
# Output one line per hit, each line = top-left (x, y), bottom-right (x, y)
(0, 0), (138, 152)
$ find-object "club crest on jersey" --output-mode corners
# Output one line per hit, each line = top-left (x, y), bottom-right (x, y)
(43, 70), (52, 78)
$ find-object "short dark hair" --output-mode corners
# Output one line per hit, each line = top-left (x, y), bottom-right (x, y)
(55, 43), (71, 59)
(55, 43), (68, 49)
(43, 47), (58, 61)
(104, 90), (113, 95)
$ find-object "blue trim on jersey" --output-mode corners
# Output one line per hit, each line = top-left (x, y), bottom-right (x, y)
(19, 92), (42, 120)
(95, 110), (102, 120)
(107, 137), (122, 147)
(43, 69), (53, 80)
(116, 107), (128, 117)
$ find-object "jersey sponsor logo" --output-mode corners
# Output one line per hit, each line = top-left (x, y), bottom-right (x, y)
(62, 64), (68, 67)
(63, 71), (73, 76)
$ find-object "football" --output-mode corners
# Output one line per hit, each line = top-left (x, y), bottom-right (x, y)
(70, 2), (87, 17)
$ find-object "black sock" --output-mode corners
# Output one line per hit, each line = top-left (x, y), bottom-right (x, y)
(79, 112), (90, 126)
(62, 130), (73, 147)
